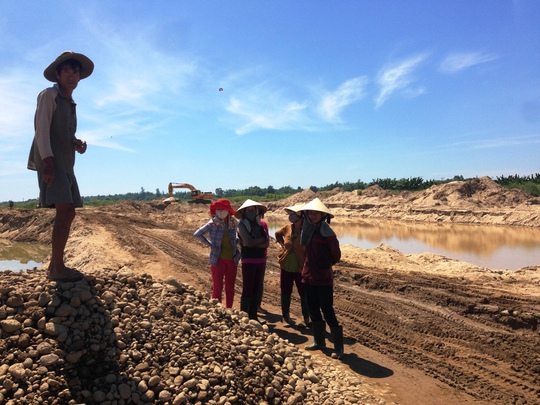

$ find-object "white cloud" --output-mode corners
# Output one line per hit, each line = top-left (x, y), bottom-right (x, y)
(226, 95), (308, 136)
(375, 54), (427, 108)
(89, 31), (198, 112)
(224, 75), (370, 135)
(318, 77), (368, 122)
(439, 51), (498, 74)
(0, 75), (36, 142)
(0, 73), (43, 180)
(451, 134), (540, 150)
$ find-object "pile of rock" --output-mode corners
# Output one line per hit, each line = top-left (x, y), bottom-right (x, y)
(0, 268), (382, 404)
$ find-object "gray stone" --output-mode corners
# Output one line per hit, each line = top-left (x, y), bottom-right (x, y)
(0, 268), (380, 405)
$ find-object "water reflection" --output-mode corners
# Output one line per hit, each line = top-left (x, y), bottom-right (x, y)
(0, 240), (48, 271)
(268, 220), (540, 270)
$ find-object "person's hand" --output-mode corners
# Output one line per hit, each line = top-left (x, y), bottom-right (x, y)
(74, 138), (87, 154)
(42, 157), (55, 186)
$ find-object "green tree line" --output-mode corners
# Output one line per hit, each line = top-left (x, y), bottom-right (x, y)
(495, 173), (540, 196)
(4, 173), (540, 208)
(83, 173), (539, 203)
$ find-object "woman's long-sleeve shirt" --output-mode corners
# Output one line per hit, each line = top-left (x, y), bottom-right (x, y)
(302, 228), (341, 286)
(275, 223), (306, 272)
(194, 217), (240, 266)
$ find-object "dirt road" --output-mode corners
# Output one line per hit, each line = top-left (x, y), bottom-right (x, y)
(2, 197), (538, 405)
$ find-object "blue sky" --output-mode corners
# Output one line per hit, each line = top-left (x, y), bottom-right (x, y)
(1, 0), (539, 202)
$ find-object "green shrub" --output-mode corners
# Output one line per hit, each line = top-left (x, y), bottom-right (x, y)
(509, 182), (540, 197)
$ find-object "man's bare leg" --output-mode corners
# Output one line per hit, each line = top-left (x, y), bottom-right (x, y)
(47, 203), (84, 281)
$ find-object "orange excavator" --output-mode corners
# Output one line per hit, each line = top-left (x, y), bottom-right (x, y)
(163, 182), (214, 204)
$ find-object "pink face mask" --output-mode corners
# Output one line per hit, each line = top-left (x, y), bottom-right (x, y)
(216, 210), (229, 219)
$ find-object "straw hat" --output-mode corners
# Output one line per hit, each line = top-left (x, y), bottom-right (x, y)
(44, 51), (94, 82)
(210, 199), (235, 216)
(234, 199), (267, 219)
(284, 203), (305, 215)
(299, 198), (334, 218)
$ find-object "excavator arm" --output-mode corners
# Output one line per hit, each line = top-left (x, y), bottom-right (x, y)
(168, 183), (197, 196)
(164, 182), (214, 204)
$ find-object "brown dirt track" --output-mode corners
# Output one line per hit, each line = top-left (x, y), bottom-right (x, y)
(1, 177), (540, 404)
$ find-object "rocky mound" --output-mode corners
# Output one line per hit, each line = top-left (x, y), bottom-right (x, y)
(0, 269), (374, 405)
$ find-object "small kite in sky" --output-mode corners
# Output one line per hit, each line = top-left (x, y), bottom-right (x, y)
(219, 88), (223, 91)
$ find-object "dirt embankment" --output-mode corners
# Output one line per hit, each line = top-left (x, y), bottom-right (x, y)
(266, 176), (540, 227)
(1, 177), (540, 404)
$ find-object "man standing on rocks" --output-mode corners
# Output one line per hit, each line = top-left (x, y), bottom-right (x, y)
(27, 51), (94, 282)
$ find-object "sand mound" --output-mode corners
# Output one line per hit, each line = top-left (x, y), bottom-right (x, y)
(265, 177), (540, 227)
(408, 176), (534, 209)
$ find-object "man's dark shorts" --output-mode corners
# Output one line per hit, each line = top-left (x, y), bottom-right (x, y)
(37, 170), (82, 208)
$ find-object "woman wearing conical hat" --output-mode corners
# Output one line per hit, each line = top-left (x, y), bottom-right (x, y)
(235, 199), (269, 322)
(275, 203), (310, 327)
(299, 198), (344, 359)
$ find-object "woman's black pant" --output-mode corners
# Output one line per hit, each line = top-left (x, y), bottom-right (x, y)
(304, 283), (339, 327)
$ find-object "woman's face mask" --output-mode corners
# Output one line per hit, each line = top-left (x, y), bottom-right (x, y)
(216, 210), (229, 219)
(307, 210), (324, 224)
(245, 207), (258, 221)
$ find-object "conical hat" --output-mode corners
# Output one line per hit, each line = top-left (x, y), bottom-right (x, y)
(299, 198), (334, 218)
(234, 199), (267, 219)
(284, 203), (305, 214)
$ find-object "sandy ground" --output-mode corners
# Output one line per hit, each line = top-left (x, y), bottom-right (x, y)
(1, 177), (540, 404)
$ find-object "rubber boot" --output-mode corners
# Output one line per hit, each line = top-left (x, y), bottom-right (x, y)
(240, 296), (250, 315)
(255, 288), (263, 313)
(330, 326), (344, 359)
(248, 296), (259, 321)
(281, 294), (292, 324)
(300, 295), (311, 328)
(305, 321), (326, 351)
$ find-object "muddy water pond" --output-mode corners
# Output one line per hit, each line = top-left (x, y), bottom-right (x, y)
(3, 221), (540, 271)
(268, 220), (540, 270)
(0, 240), (49, 271)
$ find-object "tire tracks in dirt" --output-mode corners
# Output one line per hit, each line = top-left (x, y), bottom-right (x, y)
(332, 265), (540, 404)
